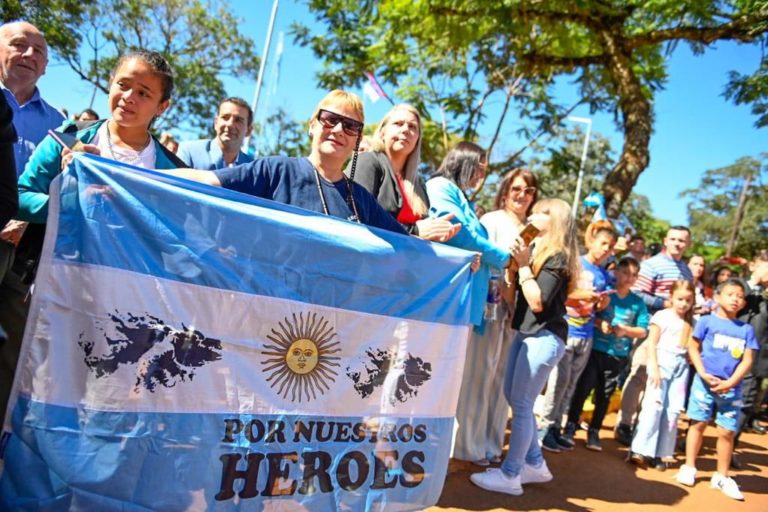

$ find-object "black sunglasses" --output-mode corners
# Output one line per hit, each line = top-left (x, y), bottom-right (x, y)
(316, 109), (364, 137)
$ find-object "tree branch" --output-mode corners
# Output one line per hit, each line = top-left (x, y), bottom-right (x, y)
(627, 12), (768, 49)
(490, 100), (584, 173)
(518, 53), (608, 72)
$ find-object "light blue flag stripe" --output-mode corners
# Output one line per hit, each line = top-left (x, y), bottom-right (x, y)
(1, 397), (452, 511)
(50, 155), (473, 326)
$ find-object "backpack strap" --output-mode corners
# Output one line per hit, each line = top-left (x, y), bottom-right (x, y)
(62, 119), (99, 134)
(154, 137), (189, 168)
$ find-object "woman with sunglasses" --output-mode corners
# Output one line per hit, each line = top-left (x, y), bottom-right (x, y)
(458, 169), (538, 466)
(425, 142), (516, 465)
(349, 104), (458, 242)
(175, 90), (406, 233)
(471, 198), (579, 496)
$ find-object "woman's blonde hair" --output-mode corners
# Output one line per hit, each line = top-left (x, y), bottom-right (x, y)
(309, 90), (364, 126)
(530, 198), (580, 292)
(372, 104), (427, 216)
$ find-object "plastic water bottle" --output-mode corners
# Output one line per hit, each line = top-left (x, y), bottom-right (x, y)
(485, 274), (501, 321)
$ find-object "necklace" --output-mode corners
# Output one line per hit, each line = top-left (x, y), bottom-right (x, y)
(311, 165), (360, 223)
(105, 122), (151, 164)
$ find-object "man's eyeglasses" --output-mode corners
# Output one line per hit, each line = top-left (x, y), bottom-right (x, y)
(316, 109), (364, 137)
(510, 185), (536, 196)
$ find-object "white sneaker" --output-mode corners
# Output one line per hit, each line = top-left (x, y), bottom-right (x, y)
(675, 464), (697, 486)
(470, 468), (523, 496)
(711, 473), (744, 501)
(521, 461), (553, 484)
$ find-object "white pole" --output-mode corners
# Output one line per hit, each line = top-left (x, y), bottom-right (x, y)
(243, 0), (279, 152)
(567, 116), (592, 218)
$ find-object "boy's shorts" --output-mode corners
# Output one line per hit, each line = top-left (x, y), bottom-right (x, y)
(686, 373), (743, 432)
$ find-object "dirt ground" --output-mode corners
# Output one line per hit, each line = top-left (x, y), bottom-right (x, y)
(428, 413), (768, 512)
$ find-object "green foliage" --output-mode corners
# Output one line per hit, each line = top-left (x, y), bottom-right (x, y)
(51, 0), (258, 133)
(724, 53), (768, 128)
(1, 1), (92, 60)
(527, 126), (615, 204)
(681, 155), (768, 258)
(251, 107), (311, 157)
(295, 0), (768, 214)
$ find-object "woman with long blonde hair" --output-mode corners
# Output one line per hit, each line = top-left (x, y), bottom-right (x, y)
(349, 104), (458, 241)
(471, 198), (580, 496)
(454, 169), (538, 465)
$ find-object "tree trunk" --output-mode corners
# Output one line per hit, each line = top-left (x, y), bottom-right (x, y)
(599, 30), (652, 218)
(725, 174), (752, 257)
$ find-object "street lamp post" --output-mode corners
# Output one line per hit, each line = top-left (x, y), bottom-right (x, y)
(566, 116), (592, 218)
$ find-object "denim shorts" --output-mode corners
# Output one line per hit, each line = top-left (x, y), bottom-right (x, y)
(686, 373), (743, 432)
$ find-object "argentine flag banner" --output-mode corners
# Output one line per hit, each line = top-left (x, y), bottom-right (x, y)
(0, 155), (474, 511)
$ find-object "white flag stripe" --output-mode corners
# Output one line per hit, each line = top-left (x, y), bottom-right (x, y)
(21, 262), (469, 417)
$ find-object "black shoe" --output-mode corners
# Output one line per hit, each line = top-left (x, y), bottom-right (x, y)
(627, 451), (646, 466)
(541, 428), (562, 453)
(553, 427), (575, 451)
(649, 457), (667, 471)
(614, 423), (633, 447)
(586, 428), (602, 451)
(562, 421), (577, 445)
(749, 420), (767, 435)
(730, 453), (743, 470)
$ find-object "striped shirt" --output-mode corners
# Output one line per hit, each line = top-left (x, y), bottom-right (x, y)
(631, 252), (693, 313)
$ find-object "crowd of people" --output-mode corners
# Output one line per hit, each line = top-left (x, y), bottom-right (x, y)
(1, 20), (766, 506)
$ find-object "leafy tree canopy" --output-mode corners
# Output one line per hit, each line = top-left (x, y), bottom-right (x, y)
(1, 0), (91, 60)
(295, 0), (768, 215)
(5, 0), (260, 134)
(681, 154), (767, 258)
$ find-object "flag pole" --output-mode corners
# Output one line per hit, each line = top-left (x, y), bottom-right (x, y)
(243, 0), (279, 153)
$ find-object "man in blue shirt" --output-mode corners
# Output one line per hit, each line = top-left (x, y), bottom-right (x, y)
(177, 97), (254, 169)
(0, 21), (64, 421)
(0, 21), (65, 177)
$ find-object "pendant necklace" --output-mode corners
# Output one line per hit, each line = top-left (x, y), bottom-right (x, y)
(105, 123), (151, 165)
(312, 165), (361, 223)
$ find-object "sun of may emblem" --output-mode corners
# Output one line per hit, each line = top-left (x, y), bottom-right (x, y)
(261, 312), (342, 402)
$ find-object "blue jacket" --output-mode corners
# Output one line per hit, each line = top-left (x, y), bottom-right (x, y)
(426, 176), (509, 326)
(18, 120), (180, 223)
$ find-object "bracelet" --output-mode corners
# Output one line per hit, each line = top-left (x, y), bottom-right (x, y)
(518, 266), (534, 281)
(504, 267), (516, 286)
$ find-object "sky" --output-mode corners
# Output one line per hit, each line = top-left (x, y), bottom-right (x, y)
(36, 0), (766, 227)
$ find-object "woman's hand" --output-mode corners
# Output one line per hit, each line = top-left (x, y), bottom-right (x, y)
(0, 219), (28, 246)
(61, 144), (101, 170)
(415, 213), (460, 242)
(510, 235), (531, 267)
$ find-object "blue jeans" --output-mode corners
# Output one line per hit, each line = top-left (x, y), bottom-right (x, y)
(630, 351), (689, 458)
(501, 329), (565, 477)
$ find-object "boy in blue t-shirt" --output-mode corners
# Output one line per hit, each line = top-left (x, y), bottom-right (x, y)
(539, 223), (616, 452)
(676, 278), (758, 501)
(567, 257), (649, 451)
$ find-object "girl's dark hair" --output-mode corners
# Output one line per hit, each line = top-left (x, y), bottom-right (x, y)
(433, 141), (486, 191)
(493, 167), (539, 214)
(686, 253), (708, 285)
(709, 265), (733, 288)
(77, 108), (99, 120)
(111, 49), (174, 102)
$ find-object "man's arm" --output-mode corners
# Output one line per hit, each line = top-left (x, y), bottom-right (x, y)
(162, 168), (222, 187)
(631, 260), (666, 310)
